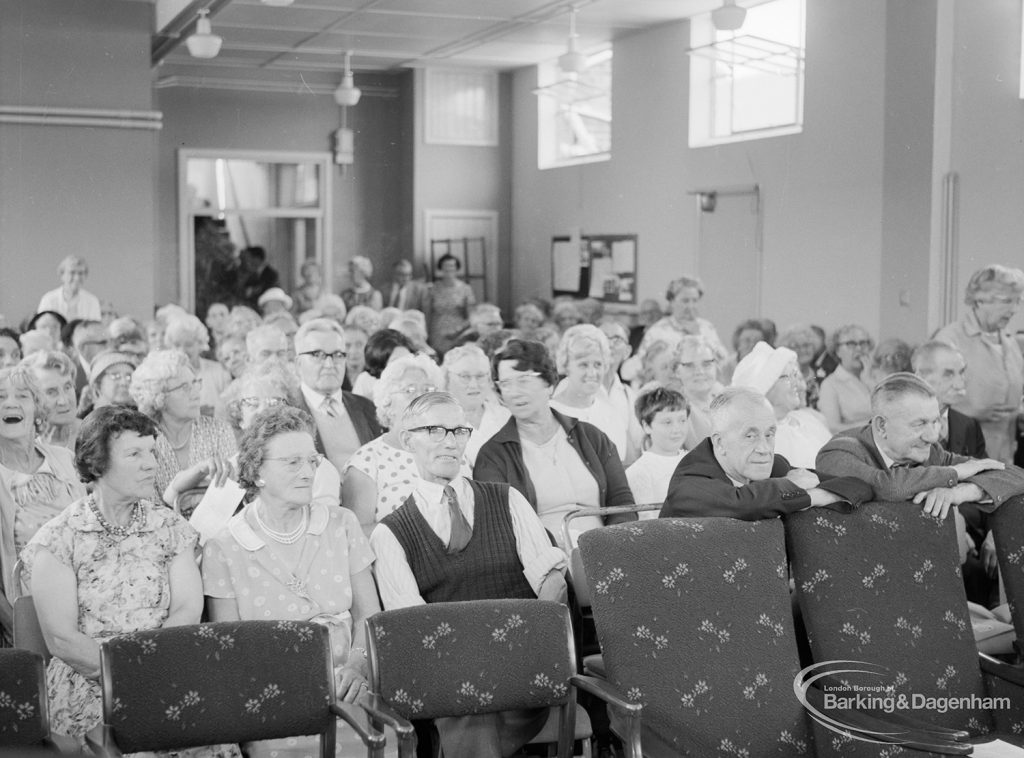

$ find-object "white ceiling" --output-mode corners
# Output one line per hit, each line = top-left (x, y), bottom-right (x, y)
(153, 0), (733, 93)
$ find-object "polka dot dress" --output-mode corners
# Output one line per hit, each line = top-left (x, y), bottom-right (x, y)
(344, 437), (418, 522)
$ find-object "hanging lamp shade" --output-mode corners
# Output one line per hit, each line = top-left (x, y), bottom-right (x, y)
(712, 0), (747, 31)
(334, 51), (362, 107)
(186, 9), (222, 59)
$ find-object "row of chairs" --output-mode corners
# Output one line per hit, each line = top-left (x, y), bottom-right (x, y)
(5, 496), (1024, 756)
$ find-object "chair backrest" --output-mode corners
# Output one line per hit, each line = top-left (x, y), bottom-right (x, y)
(785, 504), (990, 734)
(579, 518), (815, 757)
(365, 599), (575, 720)
(99, 620), (335, 754)
(990, 493), (1024, 643)
(0, 648), (49, 746)
(12, 596), (51, 665)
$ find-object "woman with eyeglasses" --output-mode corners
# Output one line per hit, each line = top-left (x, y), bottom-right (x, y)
(441, 344), (510, 469)
(203, 405), (379, 757)
(817, 325), (875, 433)
(936, 265), (1024, 464)
(341, 353), (444, 538)
(130, 349), (236, 518)
(674, 335), (725, 450)
(74, 350), (139, 420)
(474, 339), (635, 550)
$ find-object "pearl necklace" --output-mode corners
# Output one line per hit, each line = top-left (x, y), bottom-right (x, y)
(88, 495), (142, 538)
(160, 422), (193, 451)
(254, 504), (309, 545)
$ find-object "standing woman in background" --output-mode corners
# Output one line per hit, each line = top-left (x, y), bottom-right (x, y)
(341, 256), (384, 312)
(427, 254), (476, 356)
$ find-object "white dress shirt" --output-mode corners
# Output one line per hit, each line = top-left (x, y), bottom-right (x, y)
(370, 475), (567, 610)
(38, 286), (102, 321)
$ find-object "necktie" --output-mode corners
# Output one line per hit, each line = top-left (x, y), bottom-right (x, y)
(444, 485), (472, 553)
(322, 396), (338, 418)
(939, 414), (950, 444)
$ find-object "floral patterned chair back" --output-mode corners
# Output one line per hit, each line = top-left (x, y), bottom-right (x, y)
(578, 518), (817, 757)
(0, 648), (49, 747)
(97, 620), (343, 755)
(990, 493), (1024, 647)
(365, 599), (577, 754)
(785, 503), (1024, 738)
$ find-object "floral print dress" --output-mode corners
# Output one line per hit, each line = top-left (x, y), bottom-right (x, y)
(20, 497), (239, 757)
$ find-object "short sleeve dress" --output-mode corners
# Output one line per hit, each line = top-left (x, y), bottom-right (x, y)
(154, 415), (238, 518)
(19, 498), (236, 757)
(343, 436), (418, 524)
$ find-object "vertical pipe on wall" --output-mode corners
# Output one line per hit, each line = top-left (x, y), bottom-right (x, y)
(940, 171), (959, 325)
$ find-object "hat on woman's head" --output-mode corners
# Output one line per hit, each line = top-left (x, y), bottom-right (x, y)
(89, 351), (139, 384)
(731, 341), (798, 395)
(258, 287), (293, 311)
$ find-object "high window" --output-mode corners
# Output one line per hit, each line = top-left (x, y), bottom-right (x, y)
(689, 0), (805, 147)
(536, 49), (612, 169)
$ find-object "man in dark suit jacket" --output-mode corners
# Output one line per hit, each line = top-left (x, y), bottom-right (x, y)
(816, 373), (1024, 520)
(662, 387), (865, 520)
(293, 318), (381, 475)
(384, 259), (431, 313)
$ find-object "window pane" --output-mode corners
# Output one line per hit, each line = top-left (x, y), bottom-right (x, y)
(537, 50), (612, 168)
(186, 158), (321, 211)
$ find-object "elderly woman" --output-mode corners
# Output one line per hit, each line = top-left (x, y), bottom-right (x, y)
(26, 310), (67, 350)
(76, 350), (138, 419)
(720, 318), (772, 385)
(106, 316), (148, 360)
(0, 327), (21, 368)
(732, 341), (832, 469)
(229, 305), (263, 337)
(865, 337), (913, 387)
(0, 366), (86, 643)
(20, 350), (80, 450)
(342, 324), (369, 391)
(292, 259), (326, 315)
(550, 324), (632, 463)
(345, 304), (382, 337)
(215, 334), (248, 379)
(818, 324), (875, 432)
(203, 405), (379, 757)
(130, 349), (236, 518)
(551, 299), (583, 333)
(342, 353), (442, 538)
(635, 276), (728, 369)
(935, 265), (1024, 464)
(636, 339), (682, 393)
(164, 314), (232, 417)
(341, 256), (384, 312)
(21, 406), (235, 754)
(441, 344), (510, 468)
(351, 328), (415, 400)
(777, 323), (821, 409)
(674, 335), (725, 450)
(221, 361), (341, 509)
(514, 301), (546, 337)
(427, 254), (476, 356)
(474, 338), (635, 549)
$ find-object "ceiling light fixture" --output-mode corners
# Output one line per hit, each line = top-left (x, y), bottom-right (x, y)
(333, 51), (362, 107)
(558, 7), (587, 76)
(712, 0), (747, 32)
(185, 9), (223, 59)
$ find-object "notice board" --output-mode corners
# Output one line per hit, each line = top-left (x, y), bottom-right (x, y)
(551, 234), (637, 304)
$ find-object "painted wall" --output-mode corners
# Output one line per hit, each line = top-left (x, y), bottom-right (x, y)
(511, 1), (892, 338)
(156, 72), (413, 306)
(0, 0), (156, 327)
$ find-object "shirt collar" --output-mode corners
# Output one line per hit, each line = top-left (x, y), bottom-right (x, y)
(229, 498), (330, 551)
(300, 383), (343, 411)
(414, 474), (465, 505)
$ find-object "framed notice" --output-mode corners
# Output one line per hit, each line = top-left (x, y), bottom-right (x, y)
(551, 233), (637, 303)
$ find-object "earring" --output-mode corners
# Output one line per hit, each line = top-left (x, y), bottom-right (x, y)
(255, 478), (266, 487)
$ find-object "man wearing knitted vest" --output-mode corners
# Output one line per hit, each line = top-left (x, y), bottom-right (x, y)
(371, 391), (567, 758)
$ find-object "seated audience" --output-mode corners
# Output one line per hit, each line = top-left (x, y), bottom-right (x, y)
(106, 316), (148, 360)
(164, 314), (232, 416)
(635, 339), (681, 393)
(551, 298), (583, 333)
(27, 310), (67, 350)
(720, 318), (773, 385)
(37, 254), (102, 321)
(292, 318), (382, 476)
(809, 324), (838, 382)
(204, 302), (231, 347)
(342, 323), (369, 391)
(455, 302), (504, 345)
(77, 350), (138, 419)
(245, 323), (289, 364)
(389, 312), (435, 357)
(731, 341), (832, 469)
(626, 387), (690, 518)
(371, 391), (567, 758)
(20, 407), (231, 750)
(599, 319), (642, 458)
(550, 324), (631, 463)
(291, 259), (325, 315)
(256, 286), (292, 317)
(475, 339), (635, 548)
(776, 323), (821, 409)
(130, 349), (237, 517)
(19, 328), (56, 359)
(343, 353), (442, 538)
(576, 298), (605, 325)
(203, 406), (378, 756)
(67, 319), (107, 396)
(636, 276), (728, 371)
(815, 373), (1024, 518)
(21, 350), (81, 450)
(865, 337), (913, 387)
(345, 304), (382, 336)
(0, 327), (22, 368)
(818, 323), (875, 432)
(228, 304), (263, 337)
(0, 365), (87, 644)
(215, 334), (247, 379)
(675, 335), (725, 450)
(628, 297), (664, 353)
(341, 255), (384, 312)
(935, 263), (1024, 465)
(661, 387), (861, 520)
(239, 245), (279, 309)
(145, 318), (166, 352)
(384, 258), (431, 312)
(352, 328), (415, 400)
(513, 301), (545, 338)
(428, 254), (476, 355)
(441, 344), (510, 468)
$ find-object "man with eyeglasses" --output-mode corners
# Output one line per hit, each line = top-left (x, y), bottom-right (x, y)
(371, 391), (567, 758)
(293, 319), (381, 475)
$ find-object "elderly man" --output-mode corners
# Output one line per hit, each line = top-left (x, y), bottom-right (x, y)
(913, 340), (987, 458)
(662, 387), (863, 520)
(293, 318), (381, 474)
(68, 319), (108, 395)
(37, 255), (102, 321)
(245, 323), (290, 364)
(371, 391), (567, 758)
(454, 303), (504, 346)
(816, 373), (1024, 519)
(385, 258), (431, 312)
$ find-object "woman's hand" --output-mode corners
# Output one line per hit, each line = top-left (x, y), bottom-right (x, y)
(335, 663), (371, 703)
